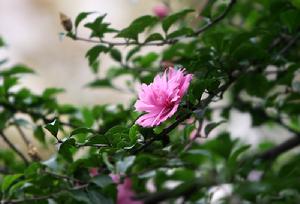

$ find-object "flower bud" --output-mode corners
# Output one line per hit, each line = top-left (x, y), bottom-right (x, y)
(28, 143), (41, 161)
(60, 12), (73, 32)
(153, 4), (169, 19)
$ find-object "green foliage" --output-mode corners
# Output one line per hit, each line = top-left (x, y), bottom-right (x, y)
(162, 9), (194, 33)
(1, 0), (300, 203)
(85, 45), (109, 66)
(116, 15), (158, 40)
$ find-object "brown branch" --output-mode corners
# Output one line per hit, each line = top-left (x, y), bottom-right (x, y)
(13, 118), (41, 161)
(0, 131), (29, 165)
(13, 118), (30, 147)
(258, 134), (300, 161)
(234, 101), (300, 162)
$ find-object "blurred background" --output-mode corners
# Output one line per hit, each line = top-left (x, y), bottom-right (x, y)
(0, 0), (290, 159)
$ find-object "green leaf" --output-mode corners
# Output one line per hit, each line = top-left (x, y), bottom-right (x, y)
(191, 79), (205, 100)
(91, 175), (113, 188)
(110, 48), (122, 62)
(45, 119), (60, 137)
(70, 190), (91, 204)
(42, 88), (64, 98)
(239, 74), (270, 97)
(102, 152), (114, 171)
(104, 125), (130, 148)
(70, 127), (94, 137)
(129, 125), (138, 143)
(135, 52), (159, 67)
(280, 9), (300, 32)
(116, 156), (136, 174)
(291, 0), (300, 9)
(162, 9), (194, 33)
(1, 174), (23, 192)
(84, 14), (116, 38)
(204, 120), (226, 136)
(232, 43), (268, 62)
(200, 0), (217, 18)
(106, 68), (131, 79)
(91, 60), (100, 74)
(34, 125), (46, 144)
(0, 37), (5, 47)
(0, 111), (12, 130)
(24, 163), (42, 177)
(59, 138), (76, 162)
(86, 79), (112, 88)
(126, 46), (140, 61)
(167, 27), (194, 39)
(3, 76), (18, 93)
(228, 145), (251, 167)
(82, 108), (95, 127)
(117, 15), (158, 40)
(88, 189), (113, 204)
(85, 45), (109, 66)
(204, 132), (236, 159)
(75, 12), (94, 30)
(0, 64), (34, 76)
(144, 33), (164, 43)
(8, 180), (29, 197)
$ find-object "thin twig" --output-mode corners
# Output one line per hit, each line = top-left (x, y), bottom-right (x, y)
(0, 131), (29, 165)
(258, 134), (300, 160)
(75, 36), (176, 46)
(277, 32), (300, 56)
(183, 120), (203, 151)
(193, 0), (237, 35)
(13, 118), (30, 147)
(13, 118), (41, 161)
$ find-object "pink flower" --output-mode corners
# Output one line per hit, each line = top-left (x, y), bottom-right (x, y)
(153, 4), (169, 19)
(135, 67), (193, 127)
(111, 174), (142, 204)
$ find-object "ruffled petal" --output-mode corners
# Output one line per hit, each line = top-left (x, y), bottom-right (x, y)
(135, 113), (158, 127)
(134, 67), (192, 128)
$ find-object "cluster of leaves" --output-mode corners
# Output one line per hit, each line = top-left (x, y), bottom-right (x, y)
(1, 0), (300, 203)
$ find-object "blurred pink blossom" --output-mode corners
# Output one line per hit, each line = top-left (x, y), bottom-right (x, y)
(135, 67), (193, 127)
(89, 168), (99, 177)
(153, 4), (169, 19)
(111, 174), (142, 204)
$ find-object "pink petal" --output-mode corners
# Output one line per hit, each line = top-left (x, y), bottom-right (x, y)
(134, 67), (192, 128)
